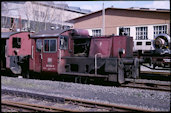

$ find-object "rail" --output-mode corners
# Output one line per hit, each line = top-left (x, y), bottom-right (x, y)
(2, 89), (159, 112)
(122, 78), (171, 92)
(2, 100), (79, 112)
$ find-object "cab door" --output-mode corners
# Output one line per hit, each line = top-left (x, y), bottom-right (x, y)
(41, 38), (58, 72)
(34, 39), (43, 72)
(58, 35), (69, 74)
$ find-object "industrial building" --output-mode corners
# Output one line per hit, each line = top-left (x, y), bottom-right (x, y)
(68, 7), (170, 52)
(1, 1), (91, 32)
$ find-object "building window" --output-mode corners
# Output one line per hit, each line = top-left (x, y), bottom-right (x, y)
(119, 27), (130, 36)
(12, 37), (21, 48)
(44, 39), (57, 52)
(136, 42), (142, 45)
(1, 16), (11, 28)
(92, 29), (101, 36)
(136, 27), (148, 40)
(146, 41), (151, 45)
(154, 25), (167, 38)
(10, 18), (14, 28)
(123, 28), (130, 36)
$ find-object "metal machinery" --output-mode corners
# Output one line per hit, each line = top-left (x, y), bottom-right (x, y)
(138, 33), (171, 69)
(151, 34), (171, 68)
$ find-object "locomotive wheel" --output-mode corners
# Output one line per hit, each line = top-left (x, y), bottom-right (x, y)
(74, 76), (88, 84)
(25, 71), (30, 79)
(83, 77), (88, 84)
(22, 71), (30, 79)
(21, 66), (30, 79)
(75, 76), (81, 83)
(153, 63), (156, 69)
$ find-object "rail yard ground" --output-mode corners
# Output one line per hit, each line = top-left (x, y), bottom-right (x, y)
(141, 64), (170, 75)
(1, 76), (170, 112)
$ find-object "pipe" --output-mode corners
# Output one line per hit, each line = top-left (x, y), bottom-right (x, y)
(102, 3), (105, 35)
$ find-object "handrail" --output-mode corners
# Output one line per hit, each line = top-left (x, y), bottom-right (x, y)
(58, 49), (61, 62)
(5, 45), (7, 58)
(58, 49), (62, 74)
(31, 46), (34, 59)
(95, 53), (102, 75)
(40, 45), (43, 59)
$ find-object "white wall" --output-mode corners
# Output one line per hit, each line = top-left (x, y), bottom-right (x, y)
(117, 24), (169, 51)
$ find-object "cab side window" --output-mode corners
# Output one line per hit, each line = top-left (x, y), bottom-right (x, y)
(12, 37), (21, 48)
(60, 35), (68, 50)
(36, 39), (42, 52)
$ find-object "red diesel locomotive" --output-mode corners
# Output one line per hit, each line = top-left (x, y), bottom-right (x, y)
(29, 29), (139, 83)
(1, 29), (140, 84)
(1, 31), (31, 76)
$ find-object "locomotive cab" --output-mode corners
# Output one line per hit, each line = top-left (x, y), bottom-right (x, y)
(72, 36), (91, 57)
(1, 31), (31, 77)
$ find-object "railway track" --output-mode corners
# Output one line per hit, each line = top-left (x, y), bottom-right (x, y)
(1, 89), (158, 112)
(140, 64), (170, 76)
(122, 78), (171, 92)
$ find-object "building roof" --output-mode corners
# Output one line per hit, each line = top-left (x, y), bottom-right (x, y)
(33, 1), (91, 14)
(67, 7), (170, 23)
(2, 1), (91, 15)
(68, 6), (91, 14)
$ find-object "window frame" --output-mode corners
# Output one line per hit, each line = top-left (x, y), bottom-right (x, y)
(36, 39), (42, 52)
(153, 25), (167, 38)
(136, 42), (142, 45)
(59, 35), (68, 50)
(136, 26), (148, 40)
(43, 39), (57, 53)
(92, 29), (102, 36)
(119, 27), (130, 36)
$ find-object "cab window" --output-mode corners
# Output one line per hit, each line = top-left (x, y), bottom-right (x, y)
(12, 37), (21, 48)
(44, 39), (57, 52)
(36, 39), (42, 52)
(60, 35), (68, 50)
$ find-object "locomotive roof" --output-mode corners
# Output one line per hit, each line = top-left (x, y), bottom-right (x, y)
(29, 29), (68, 38)
(1, 31), (29, 39)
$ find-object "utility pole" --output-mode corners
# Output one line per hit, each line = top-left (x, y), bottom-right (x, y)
(102, 2), (105, 36)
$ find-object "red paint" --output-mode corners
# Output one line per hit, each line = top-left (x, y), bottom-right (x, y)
(89, 36), (133, 58)
(112, 36), (133, 58)
(8, 32), (31, 56)
(30, 29), (76, 73)
(89, 38), (112, 58)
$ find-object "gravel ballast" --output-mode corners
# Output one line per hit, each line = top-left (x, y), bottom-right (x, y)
(1, 76), (170, 111)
